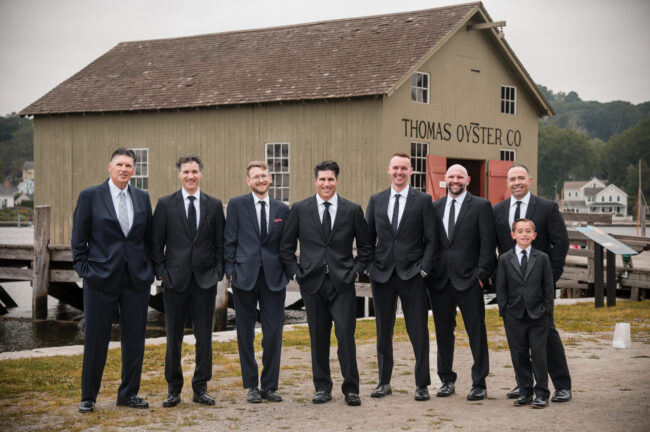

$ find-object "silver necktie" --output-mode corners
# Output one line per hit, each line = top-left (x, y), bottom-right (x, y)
(118, 190), (129, 236)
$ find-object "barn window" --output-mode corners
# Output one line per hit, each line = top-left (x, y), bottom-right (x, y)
(410, 141), (429, 192)
(129, 148), (148, 190)
(266, 142), (290, 202)
(500, 85), (517, 114)
(411, 72), (429, 104)
(500, 149), (516, 161)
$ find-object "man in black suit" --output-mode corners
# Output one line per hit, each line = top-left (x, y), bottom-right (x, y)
(496, 218), (555, 409)
(428, 164), (496, 401)
(224, 161), (289, 404)
(493, 163), (572, 403)
(280, 160), (372, 406)
(150, 154), (225, 407)
(365, 153), (435, 401)
(72, 147), (155, 413)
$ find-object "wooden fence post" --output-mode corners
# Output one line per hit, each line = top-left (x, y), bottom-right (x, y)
(606, 250), (616, 307)
(593, 244), (604, 308)
(33, 205), (50, 319)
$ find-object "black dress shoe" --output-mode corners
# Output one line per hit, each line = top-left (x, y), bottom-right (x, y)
(507, 386), (520, 399)
(551, 389), (572, 403)
(312, 391), (332, 404)
(79, 400), (95, 413)
(193, 391), (215, 406)
(261, 389), (283, 402)
(344, 393), (361, 406)
(514, 394), (533, 406)
(436, 382), (455, 397)
(162, 393), (181, 408)
(531, 396), (549, 408)
(247, 387), (262, 403)
(414, 386), (430, 401)
(370, 384), (392, 398)
(467, 387), (487, 401)
(116, 395), (149, 409)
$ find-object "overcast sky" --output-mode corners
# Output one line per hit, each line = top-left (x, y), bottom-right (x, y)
(1, 0), (649, 116)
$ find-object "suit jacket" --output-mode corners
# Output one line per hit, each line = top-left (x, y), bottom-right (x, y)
(71, 179), (154, 291)
(430, 193), (496, 291)
(366, 187), (436, 283)
(150, 189), (225, 291)
(279, 195), (373, 294)
(224, 193), (289, 291)
(495, 247), (554, 319)
(493, 194), (569, 282)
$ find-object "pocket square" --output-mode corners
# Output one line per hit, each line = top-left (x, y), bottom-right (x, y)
(274, 219), (283, 222)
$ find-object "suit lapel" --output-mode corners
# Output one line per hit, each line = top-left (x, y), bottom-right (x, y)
(246, 194), (261, 239)
(330, 196), (346, 243)
(436, 197), (450, 244)
(525, 194), (537, 220)
(396, 188), (416, 236)
(526, 249), (538, 280)
(195, 192), (209, 242)
(378, 189), (392, 232)
(174, 190), (193, 240)
(100, 180), (120, 228)
(308, 196), (325, 241)
(510, 250), (524, 279)
(453, 193), (472, 235)
(267, 198), (279, 241)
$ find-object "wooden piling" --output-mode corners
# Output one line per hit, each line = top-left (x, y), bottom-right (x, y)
(606, 250), (616, 307)
(32, 205), (50, 319)
(593, 244), (604, 308)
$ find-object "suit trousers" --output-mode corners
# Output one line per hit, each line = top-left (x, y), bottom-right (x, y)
(301, 275), (359, 395)
(81, 266), (149, 402)
(547, 314), (572, 390)
(163, 277), (217, 394)
(372, 271), (431, 387)
(428, 280), (489, 388)
(233, 267), (286, 391)
(503, 312), (550, 399)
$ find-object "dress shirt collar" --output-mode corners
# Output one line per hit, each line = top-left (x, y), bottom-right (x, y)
(510, 191), (531, 207)
(316, 193), (338, 207)
(108, 178), (129, 198)
(515, 244), (532, 258)
(446, 190), (467, 207)
(252, 192), (270, 206)
(181, 187), (201, 201)
(390, 184), (409, 199)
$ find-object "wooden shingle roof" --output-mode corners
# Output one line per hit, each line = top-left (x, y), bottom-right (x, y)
(21, 3), (481, 115)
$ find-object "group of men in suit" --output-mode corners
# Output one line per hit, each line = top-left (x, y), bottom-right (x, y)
(72, 147), (571, 412)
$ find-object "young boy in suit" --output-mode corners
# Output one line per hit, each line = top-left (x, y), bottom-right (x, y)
(496, 218), (555, 408)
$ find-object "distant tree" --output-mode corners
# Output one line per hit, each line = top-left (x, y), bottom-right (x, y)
(0, 113), (33, 182)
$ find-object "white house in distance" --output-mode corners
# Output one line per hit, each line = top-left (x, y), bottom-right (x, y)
(562, 177), (628, 215)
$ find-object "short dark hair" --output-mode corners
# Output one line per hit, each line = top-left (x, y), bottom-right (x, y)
(507, 164), (530, 176)
(176, 154), (203, 171)
(110, 147), (135, 164)
(512, 218), (536, 232)
(314, 160), (339, 178)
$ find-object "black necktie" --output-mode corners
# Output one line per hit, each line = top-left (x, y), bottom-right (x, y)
(520, 249), (528, 276)
(322, 201), (332, 239)
(188, 196), (197, 239)
(448, 198), (456, 241)
(392, 194), (400, 233)
(260, 200), (267, 241)
(514, 200), (522, 222)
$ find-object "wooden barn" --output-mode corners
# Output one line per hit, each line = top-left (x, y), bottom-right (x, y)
(20, 2), (553, 243)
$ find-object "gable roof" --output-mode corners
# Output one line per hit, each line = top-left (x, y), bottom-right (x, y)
(20, 2), (552, 117)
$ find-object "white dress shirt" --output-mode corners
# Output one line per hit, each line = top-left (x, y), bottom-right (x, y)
(515, 244), (532, 265)
(316, 193), (338, 228)
(388, 185), (409, 228)
(181, 188), (201, 228)
(252, 192), (270, 232)
(508, 192), (531, 228)
(108, 178), (133, 230)
(442, 190), (467, 236)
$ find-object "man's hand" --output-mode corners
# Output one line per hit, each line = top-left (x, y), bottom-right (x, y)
(477, 277), (484, 288)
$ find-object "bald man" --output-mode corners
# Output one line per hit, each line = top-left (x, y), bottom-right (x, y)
(428, 164), (496, 401)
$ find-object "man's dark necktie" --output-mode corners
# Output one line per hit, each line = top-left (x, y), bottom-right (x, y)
(322, 201), (332, 239)
(514, 200), (522, 222)
(260, 200), (267, 241)
(188, 196), (197, 239)
(520, 249), (528, 276)
(448, 199), (456, 241)
(392, 194), (400, 233)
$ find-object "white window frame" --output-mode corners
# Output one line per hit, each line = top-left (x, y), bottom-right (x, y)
(500, 149), (516, 161)
(129, 148), (149, 190)
(265, 142), (290, 203)
(501, 85), (517, 115)
(411, 72), (430, 104)
(410, 141), (429, 192)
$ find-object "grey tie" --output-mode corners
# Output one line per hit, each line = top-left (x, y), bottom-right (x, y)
(118, 190), (129, 236)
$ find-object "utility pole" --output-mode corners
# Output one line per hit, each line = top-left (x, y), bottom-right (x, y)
(640, 160), (646, 237)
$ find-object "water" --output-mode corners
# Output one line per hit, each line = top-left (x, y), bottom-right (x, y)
(0, 227), (306, 353)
